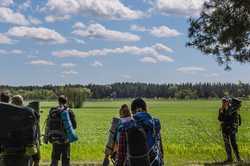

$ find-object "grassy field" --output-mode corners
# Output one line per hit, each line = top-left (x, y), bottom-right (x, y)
(38, 99), (250, 165)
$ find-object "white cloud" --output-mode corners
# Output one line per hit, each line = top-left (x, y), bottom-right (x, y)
(130, 25), (181, 38)
(7, 26), (67, 44)
(18, 0), (32, 11)
(11, 49), (23, 54)
(61, 63), (76, 68)
(62, 70), (78, 75)
(0, 33), (12, 44)
(72, 23), (140, 42)
(73, 22), (86, 29)
(140, 57), (157, 64)
(0, 7), (29, 25)
(177, 66), (206, 74)
(30, 59), (55, 65)
(130, 25), (147, 32)
(45, 15), (71, 23)
(154, 0), (207, 16)
(0, 49), (23, 54)
(45, 0), (144, 20)
(72, 38), (85, 44)
(150, 26), (181, 38)
(28, 16), (42, 25)
(91, 61), (103, 67)
(53, 43), (174, 63)
(152, 43), (173, 52)
(0, 0), (13, 7)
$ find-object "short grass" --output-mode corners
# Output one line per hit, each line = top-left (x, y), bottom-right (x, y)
(39, 99), (250, 165)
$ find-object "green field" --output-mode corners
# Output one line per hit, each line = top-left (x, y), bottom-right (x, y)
(39, 99), (250, 165)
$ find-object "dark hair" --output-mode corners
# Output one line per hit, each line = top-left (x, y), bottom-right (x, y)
(119, 104), (131, 118)
(0, 91), (10, 103)
(58, 95), (67, 105)
(131, 98), (147, 114)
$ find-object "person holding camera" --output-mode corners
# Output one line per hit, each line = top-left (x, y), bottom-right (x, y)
(218, 97), (242, 163)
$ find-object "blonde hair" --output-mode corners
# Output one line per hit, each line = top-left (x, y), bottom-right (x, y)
(11, 95), (24, 106)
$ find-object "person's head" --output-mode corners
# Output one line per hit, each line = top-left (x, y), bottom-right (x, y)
(119, 104), (131, 118)
(58, 95), (67, 106)
(11, 95), (24, 106)
(131, 98), (147, 114)
(0, 91), (10, 103)
(222, 97), (230, 109)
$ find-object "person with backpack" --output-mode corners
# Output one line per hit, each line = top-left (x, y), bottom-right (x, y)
(103, 104), (131, 166)
(44, 95), (77, 166)
(117, 98), (164, 166)
(0, 94), (38, 166)
(218, 97), (242, 163)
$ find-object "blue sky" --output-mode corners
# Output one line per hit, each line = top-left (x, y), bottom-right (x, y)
(0, 0), (250, 86)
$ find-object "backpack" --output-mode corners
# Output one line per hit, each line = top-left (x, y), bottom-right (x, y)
(44, 106), (77, 144)
(44, 107), (67, 144)
(125, 113), (163, 166)
(126, 122), (150, 166)
(0, 102), (37, 148)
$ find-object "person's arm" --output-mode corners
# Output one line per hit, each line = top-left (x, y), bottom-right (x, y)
(218, 108), (224, 122)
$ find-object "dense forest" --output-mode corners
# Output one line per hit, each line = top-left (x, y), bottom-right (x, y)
(1, 82), (250, 100)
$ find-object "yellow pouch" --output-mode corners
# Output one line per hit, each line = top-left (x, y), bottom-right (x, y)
(25, 144), (38, 156)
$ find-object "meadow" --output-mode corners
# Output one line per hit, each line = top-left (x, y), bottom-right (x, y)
(39, 99), (250, 165)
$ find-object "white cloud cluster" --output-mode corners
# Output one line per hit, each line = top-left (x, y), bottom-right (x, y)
(91, 61), (103, 67)
(0, 49), (23, 54)
(30, 59), (55, 65)
(7, 26), (67, 44)
(0, 7), (29, 25)
(73, 22), (86, 29)
(73, 23), (140, 42)
(0, 0), (13, 7)
(45, 0), (143, 20)
(154, 0), (207, 16)
(45, 15), (71, 23)
(61, 63), (76, 68)
(130, 24), (181, 38)
(177, 66), (206, 74)
(140, 57), (157, 64)
(28, 16), (42, 25)
(53, 43), (174, 63)
(0, 33), (12, 44)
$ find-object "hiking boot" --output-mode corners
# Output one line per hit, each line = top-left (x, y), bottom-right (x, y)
(236, 158), (243, 163)
(223, 158), (233, 163)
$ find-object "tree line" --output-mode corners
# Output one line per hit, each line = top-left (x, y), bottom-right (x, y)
(1, 82), (250, 100)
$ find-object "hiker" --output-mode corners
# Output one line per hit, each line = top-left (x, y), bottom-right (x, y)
(0, 92), (10, 103)
(0, 94), (38, 166)
(11, 95), (41, 166)
(45, 95), (77, 166)
(0, 92), (10, 155)
(103, 104), (132, 166)
(11, 95), (24, 106)
(116, 98), (164, 166)
(218, 97), (242, 163)
(27, 101), (41, 166)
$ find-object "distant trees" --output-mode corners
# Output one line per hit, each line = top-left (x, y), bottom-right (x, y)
(63, 87), (91, 108)
(1, 82), (250, 101)
(187, 0), (250, 69)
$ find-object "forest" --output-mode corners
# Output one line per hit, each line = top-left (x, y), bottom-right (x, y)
(1, 82), (250, 100)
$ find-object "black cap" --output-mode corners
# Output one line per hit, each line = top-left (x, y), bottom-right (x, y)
(131, 98), (147, 114)
(58, 95), (67, 105)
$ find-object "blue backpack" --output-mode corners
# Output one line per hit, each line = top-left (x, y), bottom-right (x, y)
(123, 112), (163, 166)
